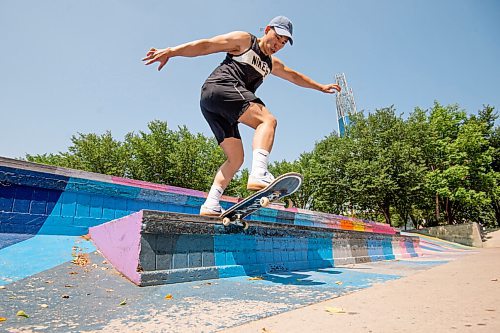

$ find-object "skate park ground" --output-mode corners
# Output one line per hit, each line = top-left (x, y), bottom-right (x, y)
(1, 231), (498, 333)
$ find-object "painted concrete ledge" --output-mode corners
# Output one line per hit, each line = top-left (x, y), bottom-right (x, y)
(0, 156), (396, 237)
(89, 210), (421, 286)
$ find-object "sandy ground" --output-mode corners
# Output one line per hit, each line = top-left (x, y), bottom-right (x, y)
(224, 232), (500, 333)
(483, 229), (500, 248)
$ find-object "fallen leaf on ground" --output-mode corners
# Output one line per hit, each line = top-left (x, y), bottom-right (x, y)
(72, 253), (90, 267)
(0, 286), (6, 290)
(335, 281), (343, 285)
(40, 304), (49, 309)
(325, 306), (346, 314)
(248, 276), (264, 281)
(119, 300), (127, 306)
(16, 310), (29, 318)
(165, 294), (173, 300)
(0, 317), (6, 322)
(81, 234), (91, 241)
(61, 295), (70, 299)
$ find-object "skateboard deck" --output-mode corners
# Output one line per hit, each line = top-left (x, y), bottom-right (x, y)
(220, 172), (303, 229)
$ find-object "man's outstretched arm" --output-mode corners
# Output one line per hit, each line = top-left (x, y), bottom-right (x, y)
(271, 56), (341, 94)
(142, 31), (251, 71)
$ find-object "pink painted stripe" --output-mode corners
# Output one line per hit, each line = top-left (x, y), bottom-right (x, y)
(110, 176), (238, 203)
(89, 211), (143, 285)
(110, 176), (206, 196)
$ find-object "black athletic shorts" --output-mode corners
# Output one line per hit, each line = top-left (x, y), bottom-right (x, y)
(200, 81), (264, 144)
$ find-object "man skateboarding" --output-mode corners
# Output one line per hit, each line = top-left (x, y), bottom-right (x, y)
(142, 16), (341, 216)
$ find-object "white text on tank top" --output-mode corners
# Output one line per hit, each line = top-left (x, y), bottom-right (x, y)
(232, 49), (271, 78)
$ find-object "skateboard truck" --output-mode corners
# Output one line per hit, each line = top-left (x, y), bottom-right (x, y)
(222, 213), (248, 230)
(221, 191), (280, 230)
(219, 173), (303, 230)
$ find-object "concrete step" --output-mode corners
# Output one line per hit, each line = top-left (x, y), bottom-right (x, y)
(89, 210), (421, 286)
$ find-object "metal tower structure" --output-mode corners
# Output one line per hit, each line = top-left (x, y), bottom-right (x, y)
(335, 73), (357, 137)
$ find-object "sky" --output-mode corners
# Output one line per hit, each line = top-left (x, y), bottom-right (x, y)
(1, 0), (499, 169)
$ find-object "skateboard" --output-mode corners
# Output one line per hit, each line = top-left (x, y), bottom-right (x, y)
(220, 172), (303, 229)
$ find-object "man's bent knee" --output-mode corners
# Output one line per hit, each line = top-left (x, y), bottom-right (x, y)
(266, 114), (278, 129)
(239, 103), (277, 129)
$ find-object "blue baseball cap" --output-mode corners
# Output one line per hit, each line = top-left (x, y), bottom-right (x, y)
(268, 16), (293, 45)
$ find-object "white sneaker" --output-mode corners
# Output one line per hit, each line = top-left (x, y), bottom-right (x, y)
(200, 204), (225, 217)
(247, 170), (275, 191)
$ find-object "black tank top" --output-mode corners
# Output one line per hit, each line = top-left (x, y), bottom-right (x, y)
(204, 34), (273, 93)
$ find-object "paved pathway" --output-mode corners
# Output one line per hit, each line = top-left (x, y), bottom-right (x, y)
(224, 247), (500, 333)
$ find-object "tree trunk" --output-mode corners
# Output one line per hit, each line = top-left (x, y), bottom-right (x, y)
(493, 200), (500, 227)
(445, 198), (453, 224)
(409, 213), (418, 229)
(380, 203), (391, 225)
(435, 193), (440, 221)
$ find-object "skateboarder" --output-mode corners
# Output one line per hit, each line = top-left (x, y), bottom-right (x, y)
(142, 16), (341, 216)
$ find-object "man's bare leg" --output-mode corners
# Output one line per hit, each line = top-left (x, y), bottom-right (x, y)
(200, 137), (244, 216)
(238, 102), (278, 190)
(238, 102), (277, 152)
(214, 138), (245, 189)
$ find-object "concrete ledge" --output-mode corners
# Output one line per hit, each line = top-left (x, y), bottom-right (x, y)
(90, 210), (420, 286)
(0, 156), (398, 237)
(412, 223), (483, 247)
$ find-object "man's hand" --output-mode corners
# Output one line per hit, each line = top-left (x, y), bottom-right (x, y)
(319, 83), (341, 94)
(142, 47), (170, 71)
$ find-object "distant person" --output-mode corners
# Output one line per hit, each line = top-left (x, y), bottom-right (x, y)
(142, 16), (341, 216)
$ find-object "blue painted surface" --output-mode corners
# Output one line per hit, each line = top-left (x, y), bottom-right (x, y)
(0, 166), (69, 191)
(404, 238), (418, 257)
(1, 167), (208, 240)
(382, 238), (396, 260)
(0, 233), (34, 250)
(0, 184), (65, 235)
(258, 267), (400, 289)
(211, 232), (340, 280)
(0, 235), (96, 285)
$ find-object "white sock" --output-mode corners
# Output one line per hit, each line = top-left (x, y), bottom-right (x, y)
(204, 185), (224, 207)
(251, 148), (270, 175)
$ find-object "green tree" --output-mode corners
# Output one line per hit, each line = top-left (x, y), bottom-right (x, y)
(308, 133), (352, 214)
(489, 126), (500, 226)
(27, 131), (128, 175)
(125, 121), (225, 190)
(26, 120), (226, 192)
(423, 103), (496, 225)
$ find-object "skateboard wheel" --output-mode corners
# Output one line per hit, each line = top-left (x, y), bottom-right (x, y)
(260, 197), (270, 207)
(222, 217), (231, 226)
(242, 221), (249, 230)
